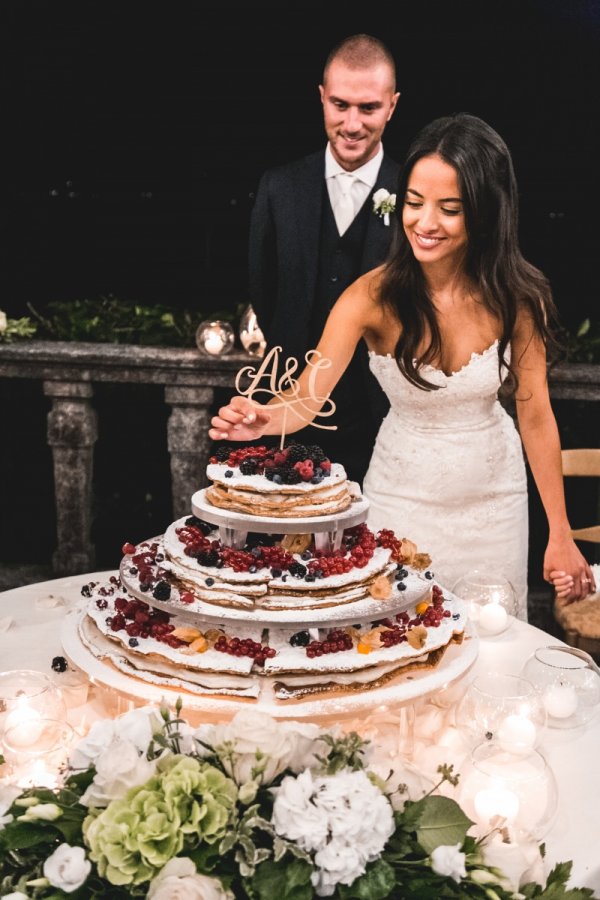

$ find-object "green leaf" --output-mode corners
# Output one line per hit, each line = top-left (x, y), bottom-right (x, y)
(251, 857), (314, 900)
(338, 858), (396, 898)
(0, 820), (59, 850)
(412, 796), (472, 855)
(576, 318), (590, 337)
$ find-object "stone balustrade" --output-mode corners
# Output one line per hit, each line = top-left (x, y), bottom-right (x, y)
(1, 340), (599, 576)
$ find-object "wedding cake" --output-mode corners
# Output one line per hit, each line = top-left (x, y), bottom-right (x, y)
(75, 442), (468, 704)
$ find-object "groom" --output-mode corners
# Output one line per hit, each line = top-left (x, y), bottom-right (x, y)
(248, 34), (400, 485)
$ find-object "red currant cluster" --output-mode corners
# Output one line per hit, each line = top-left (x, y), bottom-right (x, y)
(376, 528), (404, 562)
(105, 597), (185, 649)
(420, 585), (451, 627)
(210, 445), (270, 467)
(213, 635), (277, 667)
(305, 629), (353, 657)
(307, 524), (377, 576)
(127, 543), (163, 591)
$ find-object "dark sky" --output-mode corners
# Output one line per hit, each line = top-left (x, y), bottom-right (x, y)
(3, 0), (600, 323)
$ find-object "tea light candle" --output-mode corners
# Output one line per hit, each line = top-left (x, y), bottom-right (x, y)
(497, 714), (537, 753)
(474, 785), (520, 824)
(478, 602), (508, 634)
(543, 682), (578, 719)
(204, 331), (225, 355)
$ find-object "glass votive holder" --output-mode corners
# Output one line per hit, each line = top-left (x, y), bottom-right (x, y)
(0, 669), (67, 737)
(458, 740), (558, 839)
(195, 320), (235, 356)
(521, 645), (600, 729)
(452, 569), (517, 636)
(238, 304), (266, 357)
(455, 672), (547, 752)
(2, 717), (75, 789)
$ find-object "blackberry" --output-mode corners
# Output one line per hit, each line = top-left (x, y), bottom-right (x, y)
(289, 630), (310, 647)
(184, 516), (213, 535)
(196, 550), (220, 567)
(289, 562), (307, 578)
(214, 446), (232, 462)
(51, 656), (68, 673)
(239, 459), (258, 475)
(282, 468), (302, 485)
(153, 581), (171, 601)
(285, 443), (308, 463)
(306, 444), (328, 464)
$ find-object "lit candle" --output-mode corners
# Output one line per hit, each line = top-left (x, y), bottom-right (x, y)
(478, 602), (508, 634)
(474, 785), (520, 824)
(4, 703), (43, 747)
(17, 759), (59, 790)
(204, 331), (225, 355)
(543, 682), (578, 719)
(497, 714), (537, 753)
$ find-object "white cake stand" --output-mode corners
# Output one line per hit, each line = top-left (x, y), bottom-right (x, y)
(191, 489), (370, 551)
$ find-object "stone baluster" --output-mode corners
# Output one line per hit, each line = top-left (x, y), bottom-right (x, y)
(165, 386), (214, 519)
(44, 381), (98, 575)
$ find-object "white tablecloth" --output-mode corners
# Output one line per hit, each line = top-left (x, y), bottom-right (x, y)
(1, 571), (599, 893)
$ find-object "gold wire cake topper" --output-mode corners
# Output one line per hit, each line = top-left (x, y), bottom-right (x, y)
(235, 346), (337, 449)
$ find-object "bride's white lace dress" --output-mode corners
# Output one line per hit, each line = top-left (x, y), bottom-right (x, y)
(363, 342), (529, 618)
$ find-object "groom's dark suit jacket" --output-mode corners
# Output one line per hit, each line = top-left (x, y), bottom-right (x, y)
(248, 149), (399, 485)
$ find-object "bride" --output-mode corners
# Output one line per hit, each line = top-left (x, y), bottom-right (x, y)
(209, 113), (595, 614)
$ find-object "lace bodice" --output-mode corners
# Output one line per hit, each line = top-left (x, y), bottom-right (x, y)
(368, 341), (508, 431)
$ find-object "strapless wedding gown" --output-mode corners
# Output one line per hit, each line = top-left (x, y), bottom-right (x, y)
(363, 342), (529, 619)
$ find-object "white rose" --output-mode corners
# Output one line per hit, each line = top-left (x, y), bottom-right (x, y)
(43, 843), (91, 893)
(17, 803), (62, 822)
(482, 831), (546, 891)
(113, 705), (164, 749)
(196, 710), (322, 785)
(146, 857), (234, 900)
(80, 736), (158, 807)
(372, 188), (390, 205)
(430, 843), (467, 883)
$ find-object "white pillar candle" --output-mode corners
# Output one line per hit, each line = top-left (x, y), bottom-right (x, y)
(543, 682), (578, 719)
(497, 714), (537, 753)
(478, 602), (508, 634)
(474, 786), (520, 824)
(3, 705), (43, 747)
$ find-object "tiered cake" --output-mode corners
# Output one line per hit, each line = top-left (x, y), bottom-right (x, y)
(73, 443), (468, 704)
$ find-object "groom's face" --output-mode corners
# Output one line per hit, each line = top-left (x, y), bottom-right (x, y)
(319, 60), (399, 173)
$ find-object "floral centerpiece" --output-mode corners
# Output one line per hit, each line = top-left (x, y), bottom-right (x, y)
(0, 702), (593, 899)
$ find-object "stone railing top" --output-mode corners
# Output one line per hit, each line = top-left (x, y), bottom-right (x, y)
(0, 340), (598, 396)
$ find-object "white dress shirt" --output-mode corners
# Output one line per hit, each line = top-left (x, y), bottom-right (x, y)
(325, 144), (383, 234)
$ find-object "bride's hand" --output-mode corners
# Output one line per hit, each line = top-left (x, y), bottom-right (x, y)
(209, 396), (271, 442)
(545, 535), (596, 602)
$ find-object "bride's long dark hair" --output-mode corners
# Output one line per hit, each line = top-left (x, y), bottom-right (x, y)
(379, 112), (562, 391)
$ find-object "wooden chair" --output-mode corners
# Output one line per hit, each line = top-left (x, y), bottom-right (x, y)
(553, 448), (600, 660)
(560, 449), (600, 544)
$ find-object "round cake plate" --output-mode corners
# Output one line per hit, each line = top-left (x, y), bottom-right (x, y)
(61, 604), (479, 723)
(191, 489), (369, 550)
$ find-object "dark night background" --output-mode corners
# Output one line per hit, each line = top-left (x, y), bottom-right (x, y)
(1, 0), (599, 582)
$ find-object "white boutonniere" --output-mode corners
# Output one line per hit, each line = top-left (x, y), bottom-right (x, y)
(372, 188), (396, 226)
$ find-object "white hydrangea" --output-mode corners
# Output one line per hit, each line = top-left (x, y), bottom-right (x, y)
(272, 767), (394, 897)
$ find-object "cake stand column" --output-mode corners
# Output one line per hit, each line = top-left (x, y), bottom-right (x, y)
(165, 386), (214, 519)
(44, 380), (97, 575)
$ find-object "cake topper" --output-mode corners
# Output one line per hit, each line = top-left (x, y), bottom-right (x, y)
(234, 346), (337, 448)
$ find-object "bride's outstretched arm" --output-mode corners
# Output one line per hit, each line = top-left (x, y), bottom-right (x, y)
(513, 310), (596, 601)
(209, 272), (380, 441)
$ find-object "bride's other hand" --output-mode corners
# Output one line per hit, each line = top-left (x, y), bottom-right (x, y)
(209, 396), (270, 441)
(545, 535), (596, 602)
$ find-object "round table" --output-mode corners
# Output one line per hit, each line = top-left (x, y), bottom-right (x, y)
(1, 571), (599, 893)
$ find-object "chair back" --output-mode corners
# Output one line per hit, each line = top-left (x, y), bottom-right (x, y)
(561, 449), (600, 544)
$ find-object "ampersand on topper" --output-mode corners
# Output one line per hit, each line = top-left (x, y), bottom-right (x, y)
(234, 346), (337, 449)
